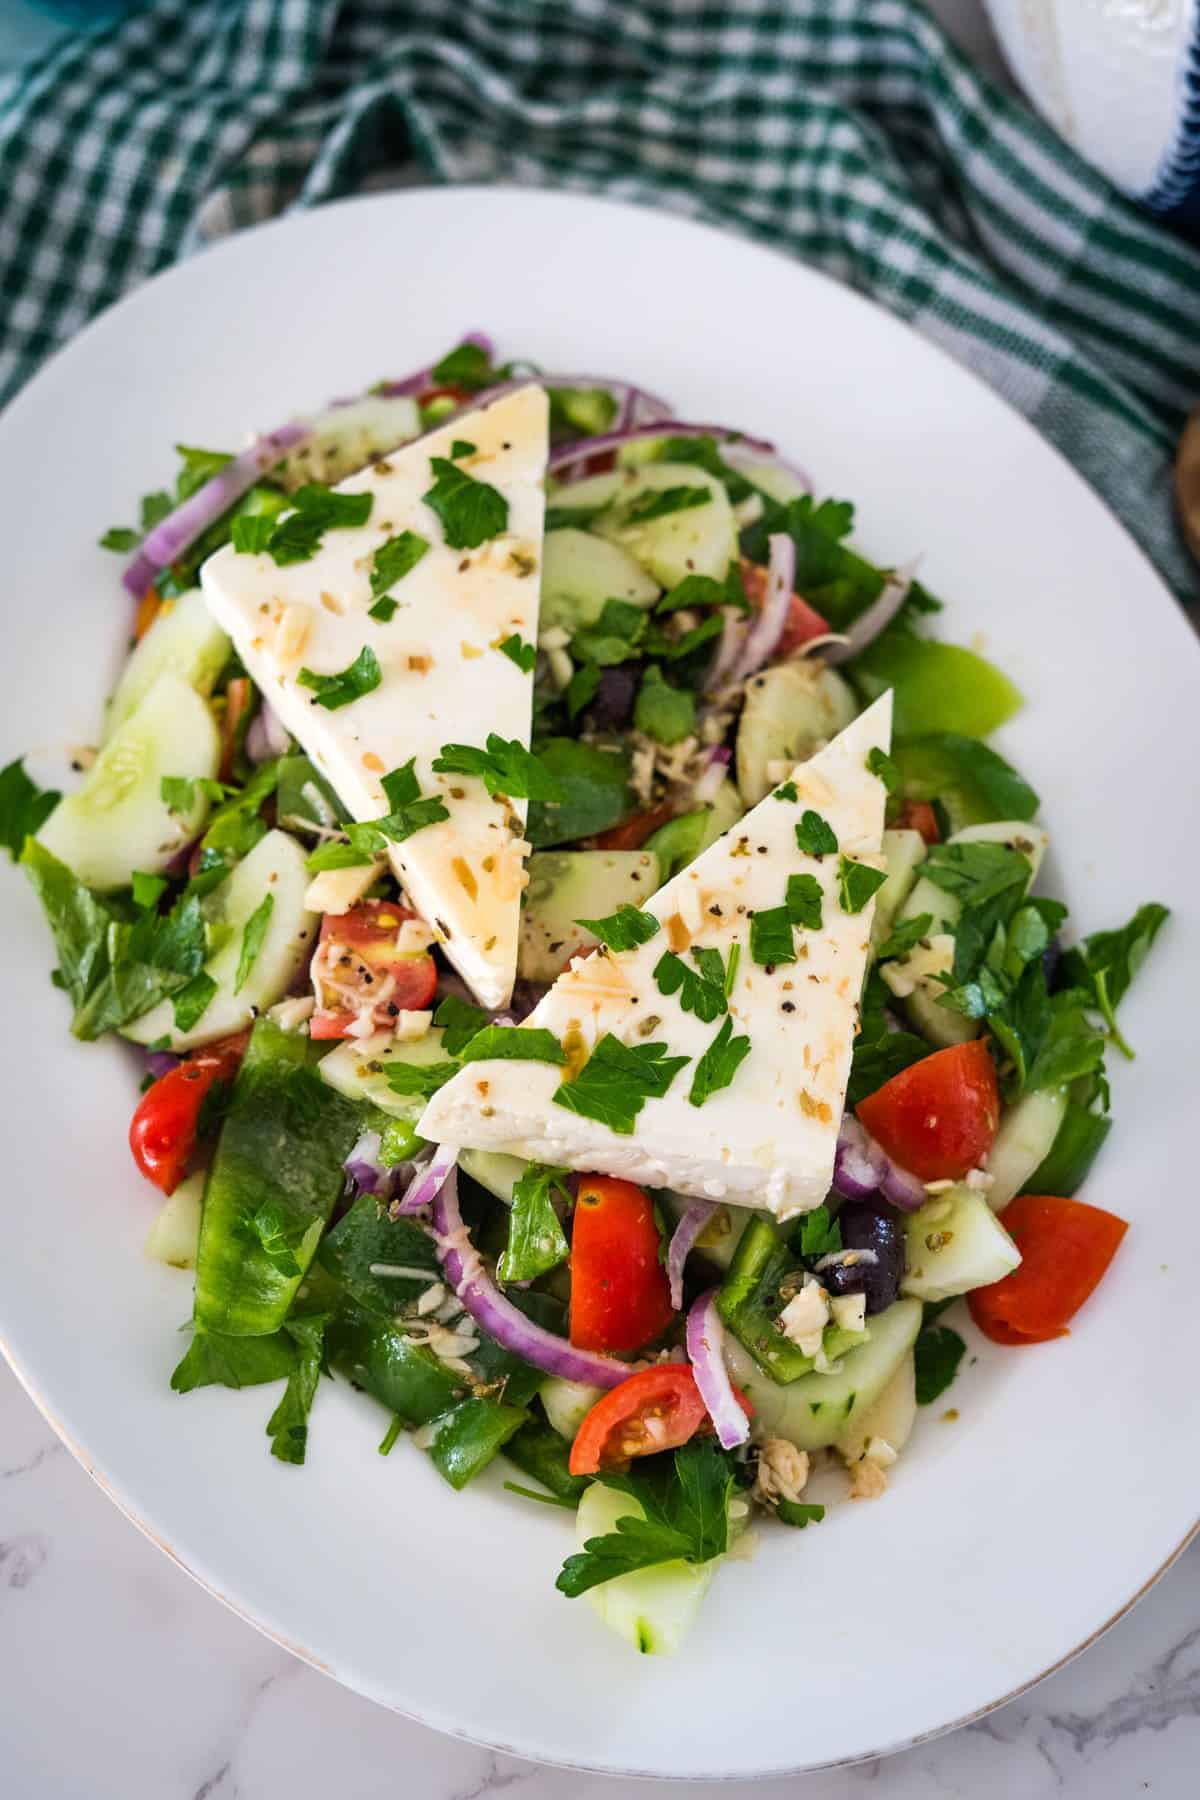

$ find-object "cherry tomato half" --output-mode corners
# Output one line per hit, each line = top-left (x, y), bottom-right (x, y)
(129, 1031), (248, 1195)
(856, 1039), (999, 1181)
(310, 899), (437, 1040)
(569, 1366), (709, 1475)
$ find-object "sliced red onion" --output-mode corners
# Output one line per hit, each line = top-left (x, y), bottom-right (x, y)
(878, 1157), (928, 1212)
(123, 422), (311, 598)
(344, 1129), (387, 1196)
(244, 700), (290, 765)
(548, 419), (774, 479)
(706, 611), (751, 691)
(392, 1143), (457, 1217)
(724, 534), (795, 686)
(666, 1201), (716, 1311)
(833, 1116), (926, 1213)
(143, 1049), (180, 1082)
(376, 331), (495, 398)
(686, 1290), (750, 1451)
(821, 562), (917, 666)
(432, 1166), (632, 1388)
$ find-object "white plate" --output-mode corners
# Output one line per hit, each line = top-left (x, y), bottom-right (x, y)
(1, 187), (1197, 1781)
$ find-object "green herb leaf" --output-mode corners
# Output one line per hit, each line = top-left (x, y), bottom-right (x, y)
(891, 734), (1039, 832)
(450, 439), (477, 460)
(556, 1438), (734, 1597)
(99, 525), (142, 553)
(234, 892), (274, 993)
(433, 994), (491, 1057)
(231, 514), (275, 554)
(498, 633), (537, 674)
(0, 758), (60, 859)
(1026, 993), (1108, 1092)
(248, 1197), (310, 1277)
(368, 596), (398, 622)
(525, 739), (631, 849)
(866, 746), (900, 792)
(263, 483), (374, 566)
(433, 734), (564, 801)
(174, 444), (234, 501)
(171, 1326), (296, 1394)
(304, 840), (375, 874)
(383, 1060), (460, 1100)
(776, 1500), (826, 1528)
(297, 646), (382, 711)
(847, 970), (931, 1106)
(749, 906), (795, 966)
(656, 573), (737, 614)
(554, 1033), (689, 1135)
(266, 1312), (330, 1465)
(634, 665), (696, 746)
(457, 1026), (565, 1066)
(498, 1164), (571, 1284)
(773, 780), (798, 802)
(131, 871), (168, 909)
(797, 1204), (842, 1259)
(423, 456), (509, 550)
(430, 341), (494, 388)
(170, 971), (217, 1032)
(572, 597), (649, 667)
(795, 810), (838, 857)
(914, 1321), (966, 1405)
(837, 856), (888, 915)
(785, 873), (823, 932)
(625, 485), (711, 525)
(370, 528), (430, 601)
(1059, 902), (1170, 1058)
(688, 1015), (752, 1108)
(876, 912), (935, 962)
(653, 948), (728, 1023)
(160, 774), (228, 814)
(922, 840), (1033, 908)
(576, 903), (660, 952)
(564, 663), (601, 720)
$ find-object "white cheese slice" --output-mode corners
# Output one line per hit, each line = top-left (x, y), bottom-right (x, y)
(420, 695), (892, 1218)
(201, 385), (549, 1008)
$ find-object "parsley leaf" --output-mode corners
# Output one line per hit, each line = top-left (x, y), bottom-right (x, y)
(777, 1500), (826, 1528)
(368, 596), (398, 622)
(914, 1319), (966, 1405)
(654, 948), (728, 1022)
(161, 774), (228, 814)
(384, 1060), (460, 1100)
(498, 633), (537, 674)
(326, 759), (453, 852)
(564, 663), (601, 720)
(99, 525), (142, 553)
(456, 1026), (565, 1066)
(304, 840), (375, 874)
(370, 529), (429, 600)
(795, 810), (838, 856)
(633, 664), (696, 745)
(797, 1204), (842, 1259)
(498, 1165), (570, 1284)
(922, 840), (1033, 909)
(423, 456), (509, 549)
(1026, 992), (1108, 1092)
(553, 1033), (689, 1135)
(866, 746), (900, 792)
(230, 514), (275, 554)
(688, 1015), (752, 1107)
(234, 892), (274, 993)
(1059, 903), (1170, 1058)
(266, 1312), (329, 1465)
(172, 971), (217, 1032)
(297, 646), (382, 711)
(0, 758), (60, 859)
(576, 904), (660, 952)
(450, 439), (476, 459)
(847, 969), (930, 1106)
(433, 994), (491, 1057)
(773, 780), (798, 802)
(837, 856), (888, 915)
(131, 871), (168, 909)
(625, 485), (711, 525)
(430, 341), (494, 388)
(749, 906), (795, 966)
(655, 573), (728, 613)
(264, 483), (373, 566)
(525, 738), (632, 849)
(556, 1439), (734, 1597)
(572, 597), (648, 667)
(876, 912), (935, 962)
(433, 734), (564, 802)
(785, 873), (823, 932)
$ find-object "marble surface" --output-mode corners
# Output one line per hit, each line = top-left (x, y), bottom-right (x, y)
(1, 1355), (1198, 1796)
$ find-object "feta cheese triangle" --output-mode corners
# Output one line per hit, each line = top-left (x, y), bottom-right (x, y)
(420, 694), (893, 1217)
(201, 386), (549, 1008)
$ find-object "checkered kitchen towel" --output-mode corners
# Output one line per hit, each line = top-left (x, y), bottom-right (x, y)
(2, 0), (1199, 599)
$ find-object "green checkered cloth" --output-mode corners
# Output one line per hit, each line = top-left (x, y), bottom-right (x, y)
(2, 0), (1198, 598)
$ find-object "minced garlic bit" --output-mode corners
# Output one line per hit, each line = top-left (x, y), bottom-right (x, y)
(829, 1290), (867, 1335)
(268, 994), (316, 1032)
(778, 1274), (830, 1358)
(537, 625), (570, 652)
(753, 1437), (811, 1507)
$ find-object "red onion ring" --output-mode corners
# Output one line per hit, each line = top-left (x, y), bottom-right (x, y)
(833, 1117), (926, 1213)
(724, 533), (795, 685)
(821, 564), (916, 666)
(691, 746), (732, 807)
(666, 1200), (717, 1311)
(392, 1143), (456, 1217)
(244, 700), (290, 765)
(432, 1166), (632, 1388)
(686, 1289), (750, 1450)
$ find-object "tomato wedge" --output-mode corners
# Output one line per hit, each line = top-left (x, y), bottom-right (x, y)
(968, 1195), (1128, 1345)
(856, 1039), (999, 1181)
(893, 799), (940, 845)
(569, 1366), (709, 1474)
(591, 803), (676, 852)
(569, 1175), (675, 1354)
(129, 1031), (248, 1195)
(740, 555), (830, 656)
(310, 899), (437, 1040)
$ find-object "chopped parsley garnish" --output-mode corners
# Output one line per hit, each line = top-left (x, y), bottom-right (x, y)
(922, 840), (1032, 908)
(423, 456), (509, 549)
(99, 525), (142, 553)
(131, 871), (168, 909)
(564, 663), (601, 720)
(654, 948), (729, 1023)
(866, 746), (900, 792)
(776, 1501), (826, 1529)
(797, 1204), (842, 1259)
(234, 892), (274, 993)
(837, 856), (887, 915)
(773, 780), (798, 803)
(171, 971), (217, 1033)
(449, 439), (476, 460)
(384, 1060), (460, 1100)
(656, 572), (746, 614)
(572, 597), (648, 667)
(876, 911), (935, 962)
(370, 529), (429, 601)
(304, 840), (375, 874)
(576, 904), (660, 953)
(498, 1165), (571, 1285)
(230, 514), (275, 554)
(749, 906), (795, 966)
(914, 1313), (966, 1405)
(553, 1033), (689, 1135)
(544, 503), (607, 532)
(0, 758), (60, 860)
(785, 873), (823, 931)
(433, 734), (564, 801)
(688, 1015), (752, 1108)
(430, 341), (494, 388)
(456, 1025), (565, 1066)
(367, 596), (398, 622)
(351, 762), (451, 850)
(246, 483), (373, 566)
(497, 633), (537, 674)
(795, 809), (838, 857)
(556, 1439), (734, 1597)
(433, 994), (490, 1056)
(633, 664), (696, 746)
(1059, 902), (1170, 1059)
(160, 774), (229, 813)
(624, 485), (711, 525)
(298, 646), (382, 711)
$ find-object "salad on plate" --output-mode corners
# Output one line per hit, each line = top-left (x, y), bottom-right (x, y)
(2, 335), (1170, 1655)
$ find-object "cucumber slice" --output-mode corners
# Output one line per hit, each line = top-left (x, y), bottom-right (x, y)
(740, 461), (810, 506)
(458, 1148), (527, 1203)
(735, 661), (857, 806)
(871, 828), (927, 952)
(985, 1088), (1068, 1212)
(541, 1376), (604, 1441)
(546, 470), (624, 515)
(594, 463), (738, 588)
(897, 820), (1049, 1048)
(39, 672), (220, 892)
(105, 589), (231, 738)
(274, 394), (421, 491)
(837, 1349), (917, 1463)
(317, 1025), (449, 1121)
(539, 529), (660, 635)
(576, 1481), (715, 1656)
(724, 1298), (922, 1452)
(143, 1171), (205, 1270)
(123, 829), (317, 1048)
(901, 1184), (1021, 1303)
(519, 848), (660, 983)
